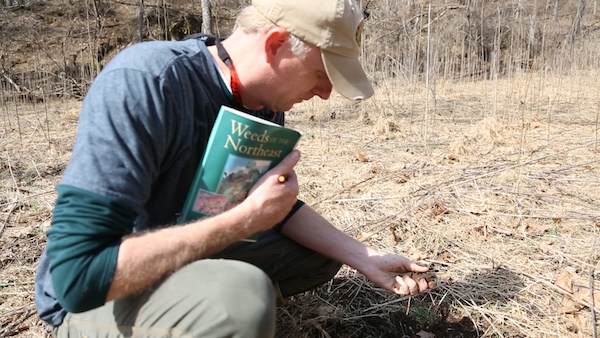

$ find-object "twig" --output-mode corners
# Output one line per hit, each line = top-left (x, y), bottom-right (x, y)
(0, 305), (35, 337)
(0, 204), (19, 239)
(6, 153), (19, 192)
(0, 190), (55, 208)
(514, 267), (600, 313)
(454, 208), (600, 220)
(415, 140), (600, 197)
(0, 291), (32, 296)
(311, 176), (374, 206)
(525, 175), (600, 184)
(362, 295), (409, 313)
(327, 195), (407, 203)
(590, 268), (597, 338)
(536, 243), (598, 271)
(548, 159), (600, 174)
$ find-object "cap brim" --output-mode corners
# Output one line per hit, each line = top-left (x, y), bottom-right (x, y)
(321, 50), (374, 100)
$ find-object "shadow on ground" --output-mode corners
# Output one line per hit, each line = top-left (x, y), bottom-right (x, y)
(276, 267), (525, 338)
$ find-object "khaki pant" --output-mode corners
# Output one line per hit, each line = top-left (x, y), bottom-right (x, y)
(54, 229), (342, 338)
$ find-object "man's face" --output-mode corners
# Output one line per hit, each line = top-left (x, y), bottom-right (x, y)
(264, 43), (333, 112)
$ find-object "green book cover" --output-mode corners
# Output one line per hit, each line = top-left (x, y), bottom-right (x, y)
(178, 105), (301, 240)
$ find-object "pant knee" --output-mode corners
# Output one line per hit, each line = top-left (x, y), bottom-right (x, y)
(144, 259), (276, 337)
(206, 260), (276, 336)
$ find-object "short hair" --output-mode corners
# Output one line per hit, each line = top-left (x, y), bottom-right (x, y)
(235, 6), (312, 60)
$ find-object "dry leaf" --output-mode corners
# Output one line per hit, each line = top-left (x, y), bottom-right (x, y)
(445, 153), (458, 161)
(558, 295), (584, 314)
(357, 232), (374, 242)
(555, 270), (574, 293)
(556, 271), (600, 314)
(441, 251), (450, 262)
(389, 226), (401, 244)
(406, 247), (425, 260)
(521, 219), (552, 234)
(571, 276), (600, 306)
(565, 313), (593, 335)
(357, 152), (369, 162)
(529, 121), (541, 130)
(538, 243), (553, 254)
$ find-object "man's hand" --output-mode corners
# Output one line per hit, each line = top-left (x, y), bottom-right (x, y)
(241, 149), (301, 231)
(361, 252), (433, 296)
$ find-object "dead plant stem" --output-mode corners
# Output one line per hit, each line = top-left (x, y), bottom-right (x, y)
(0, 203), (19, 240)
(509, 265), (600, 313)
(423, 4), (431, 153)
(0, 190), (55, 208)
(6, 153), (19, 192)
(312, 176), (374, 206)
(421, 140), (599, 195)
(590, 268), (597, 338)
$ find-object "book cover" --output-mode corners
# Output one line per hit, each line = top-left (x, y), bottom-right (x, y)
(178, 105), (301, 240)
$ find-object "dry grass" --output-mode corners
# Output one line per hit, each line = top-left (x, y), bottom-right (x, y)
(281, 72), (600, 337)
(1, 72), (599, 337)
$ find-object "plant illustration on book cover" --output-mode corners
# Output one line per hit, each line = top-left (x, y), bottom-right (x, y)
(179, 105), (301, 237)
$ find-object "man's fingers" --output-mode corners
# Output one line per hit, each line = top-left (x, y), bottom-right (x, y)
(274, 149), (301, 174)
(394, 275), (421, 295)
(394, 272), (436, 295)
(417, 278), (431, 292)
(267, 150), (300, 186)
(409, 262), (429, 273)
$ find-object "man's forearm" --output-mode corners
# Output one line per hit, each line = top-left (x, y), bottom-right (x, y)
(281, 205), (378, 274)
(281, 204), (432, 296)
(106, 205), (258, 301)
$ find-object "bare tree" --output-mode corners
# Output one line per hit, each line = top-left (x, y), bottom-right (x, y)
(201, 0), (212, 34)
(139, 0), (144, 42)
(567, 0), (585, 46)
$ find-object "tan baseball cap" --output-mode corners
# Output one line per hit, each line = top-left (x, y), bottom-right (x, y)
(252, 0), (374, 100)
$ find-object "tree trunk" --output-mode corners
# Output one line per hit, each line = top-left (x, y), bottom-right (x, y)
(567, 0), (585, 45)
(139, 0), (144, 42)
(201, 0), (212, 34)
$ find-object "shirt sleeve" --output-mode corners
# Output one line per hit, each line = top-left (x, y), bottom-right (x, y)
(46, 184), (137, 313)
(272, 200), (305, 232)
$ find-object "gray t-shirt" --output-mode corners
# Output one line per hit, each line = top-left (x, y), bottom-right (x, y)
(35, 37), (281, 326)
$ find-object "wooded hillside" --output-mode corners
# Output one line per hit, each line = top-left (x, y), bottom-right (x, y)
(1, 0), (599, 102)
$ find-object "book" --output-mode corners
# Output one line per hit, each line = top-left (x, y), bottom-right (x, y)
(178, 105), (301, 241)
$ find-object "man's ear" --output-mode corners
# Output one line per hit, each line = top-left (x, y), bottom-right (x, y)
(264, 27), (289, 64)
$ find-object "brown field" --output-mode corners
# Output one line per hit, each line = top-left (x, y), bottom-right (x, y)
(1, 73), (599, 337)
(1, 0), (600, 337)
